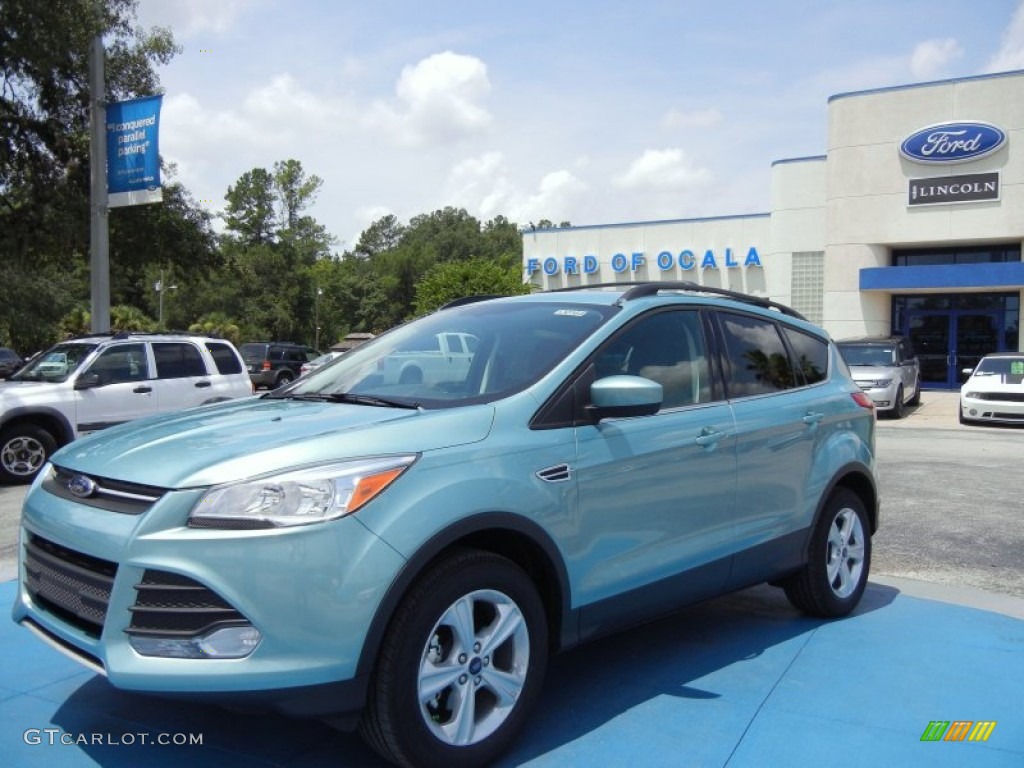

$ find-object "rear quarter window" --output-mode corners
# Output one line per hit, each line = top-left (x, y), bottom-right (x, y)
(782, 327), (829, 386)
(206, 342), (244, 375)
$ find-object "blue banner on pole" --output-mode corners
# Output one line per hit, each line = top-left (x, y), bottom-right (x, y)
(106, 94), (163, 208)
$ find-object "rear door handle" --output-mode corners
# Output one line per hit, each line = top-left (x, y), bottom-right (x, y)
(133, 386), (152, 394)
(695, 427), (727, 447)
(195, 381), (212, 388)
(802, 412), (825, 425)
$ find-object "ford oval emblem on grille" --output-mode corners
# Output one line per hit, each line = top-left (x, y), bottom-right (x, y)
(67, 474), (98, 498)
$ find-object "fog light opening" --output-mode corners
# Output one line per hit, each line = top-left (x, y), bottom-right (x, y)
(129, 625), (262, 659)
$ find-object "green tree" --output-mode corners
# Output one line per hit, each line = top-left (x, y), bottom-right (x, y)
(223, 168), (276, 246)
(354, 214), (405, 258)
(413, 259), (531, 315)
(273, 159), (323, 229)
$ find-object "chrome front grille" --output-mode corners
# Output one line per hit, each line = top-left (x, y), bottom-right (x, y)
(24, 535), (117, 638)
(44, 465), (166, 515)
(126, 570), (249, 638)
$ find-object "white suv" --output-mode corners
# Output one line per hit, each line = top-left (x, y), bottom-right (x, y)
(0, 333), (253, 483)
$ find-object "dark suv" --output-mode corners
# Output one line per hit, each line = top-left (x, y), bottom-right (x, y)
(240, 342), (321, 389)
(0, 347), (23, 379)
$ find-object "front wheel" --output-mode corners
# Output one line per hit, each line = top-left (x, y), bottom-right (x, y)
(0, 424), (57, 484)
(907, 379), (921, 406)
(783, 488), (871, 617)
(361, 551), (548, 768)
(890, 386), (905, 419)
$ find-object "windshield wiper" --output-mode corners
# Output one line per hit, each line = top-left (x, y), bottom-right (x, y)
(325, 392), (421, 409)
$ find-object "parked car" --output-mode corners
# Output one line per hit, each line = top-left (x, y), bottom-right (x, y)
(0, 347), (23, 379)
(13, 284), (878, 767)
(300, 350), (344, 376)
(239, 341), (321, 389)
(959, 352), (1024, 425)
(836, 336), (920, 418)
(0, 332), (252, 483)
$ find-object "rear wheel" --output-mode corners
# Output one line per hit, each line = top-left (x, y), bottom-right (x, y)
(783, 488), (871, 617)
(275, 371), (294, 388)
(0, 424), (57, 484)
(361, 550), (548, 768)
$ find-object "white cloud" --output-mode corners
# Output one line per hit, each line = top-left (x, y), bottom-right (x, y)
(909, 38), (963, 79)
(138, 0), (262, 36)
(985, 0), (1024, 72)
(366, 52), (492, 147)
(613, 149), (713, 191)
(661, 107), (724, 130)
(444, 152), (586, 224)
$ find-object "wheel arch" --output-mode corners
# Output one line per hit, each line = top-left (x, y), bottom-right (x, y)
(815, 462), (879, 535)
(0, 406), (75, 447)
(356, 512), (573, 681)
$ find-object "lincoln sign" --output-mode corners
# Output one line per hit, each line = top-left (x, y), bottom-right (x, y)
(908, 172), (1000, 207)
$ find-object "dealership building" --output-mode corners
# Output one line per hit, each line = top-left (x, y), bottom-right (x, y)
(522, 69), (1023, 390)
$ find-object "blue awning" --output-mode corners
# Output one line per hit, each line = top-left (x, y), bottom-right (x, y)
(860, 262), (1024, 291)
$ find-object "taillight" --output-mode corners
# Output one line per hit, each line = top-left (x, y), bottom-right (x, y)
(262, 360), (271, 370)
(851, 392), (875, 411)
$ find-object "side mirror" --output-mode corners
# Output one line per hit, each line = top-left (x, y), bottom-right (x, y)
(74, 372), (101, 390)
(587, 375), (663, 421)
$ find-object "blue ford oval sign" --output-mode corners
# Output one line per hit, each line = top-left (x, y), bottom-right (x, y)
(900, 121), (1006, 164)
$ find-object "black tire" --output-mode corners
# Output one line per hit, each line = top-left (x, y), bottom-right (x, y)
(783, 488), (871, 618)
(360, 550), (548, 768)
(890, 386), (905, 419)
(907, 379), (921, 406)
(0, 424), (57, 484)
(275, 371), (294, 388)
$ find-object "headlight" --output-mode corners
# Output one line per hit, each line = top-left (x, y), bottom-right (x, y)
(873, 379), (893, 387)
(189, 455), (417, 528)
(963, 392), (979, 400)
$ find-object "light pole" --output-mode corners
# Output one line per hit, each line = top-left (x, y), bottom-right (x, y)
(155, 268), (177, 328)
(315, 287), (323, 350)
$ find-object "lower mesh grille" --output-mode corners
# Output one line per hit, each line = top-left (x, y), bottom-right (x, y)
(126, 569), (248, 638)
(24, 535), (117, 638)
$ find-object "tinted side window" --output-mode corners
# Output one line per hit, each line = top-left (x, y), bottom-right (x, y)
(206, 342), (243, 375)
(87, 343), (149, 384)
(594, 310), (713, 409)
(783, 327), (829, 386)
(719, 312), (796, 396)
(154, 343), (208, 379)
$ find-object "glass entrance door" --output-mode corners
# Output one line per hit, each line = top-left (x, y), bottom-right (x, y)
(955, 313), (1000, 384)
(906, 311), (1003, 388)
(907, 313), (951, 387)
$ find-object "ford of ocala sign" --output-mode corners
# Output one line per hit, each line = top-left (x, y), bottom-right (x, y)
(900, 121), (1006, 164)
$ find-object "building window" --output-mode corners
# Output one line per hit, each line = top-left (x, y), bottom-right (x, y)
(892, 244), (1021, 267)
(790, 251), (824, 325)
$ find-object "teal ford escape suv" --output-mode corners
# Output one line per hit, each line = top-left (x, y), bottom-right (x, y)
(13, 283), (877, 768)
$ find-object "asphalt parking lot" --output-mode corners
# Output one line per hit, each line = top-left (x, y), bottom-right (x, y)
(1, 390), (1022, 766)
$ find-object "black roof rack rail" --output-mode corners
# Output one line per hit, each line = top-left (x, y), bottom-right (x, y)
(545, 281), (807, 321)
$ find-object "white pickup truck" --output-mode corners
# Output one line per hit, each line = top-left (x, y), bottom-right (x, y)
(379, 332), (476, 386)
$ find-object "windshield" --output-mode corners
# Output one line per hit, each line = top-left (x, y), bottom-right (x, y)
(11, 343), (97, 383)
(284, 300), (615, 408)
(972, 356), (1024, 381)
(838, 344), (896, 367)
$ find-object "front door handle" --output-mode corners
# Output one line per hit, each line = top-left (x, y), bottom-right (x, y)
(133, 386), (152, 394)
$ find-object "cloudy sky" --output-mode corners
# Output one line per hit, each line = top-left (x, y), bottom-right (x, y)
(137, 0), (1024, 251)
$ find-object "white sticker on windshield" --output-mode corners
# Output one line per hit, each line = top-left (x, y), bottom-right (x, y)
(554, 309), (588, 317)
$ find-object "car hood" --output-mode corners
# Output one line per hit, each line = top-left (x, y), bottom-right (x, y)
(963, 376), (1024, 393)
(0, 379), (69, 403)
(52, 396), (496, 488)
(847, 365), (896, 379)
